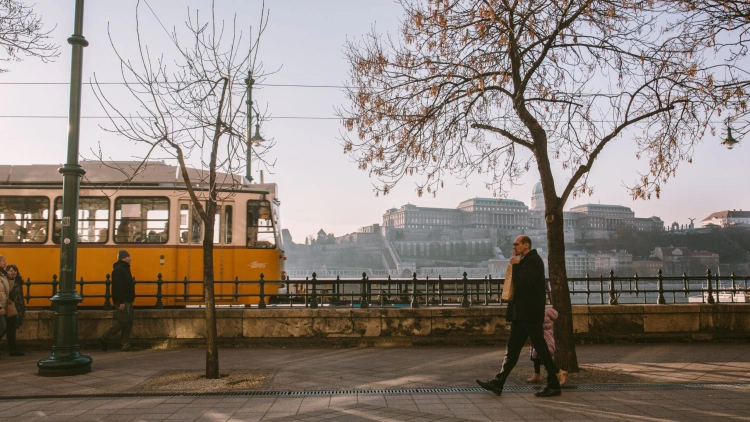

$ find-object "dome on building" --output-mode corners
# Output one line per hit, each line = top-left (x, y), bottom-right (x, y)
(532, 181), (543, 195)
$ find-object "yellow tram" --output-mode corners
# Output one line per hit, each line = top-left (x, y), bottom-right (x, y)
(0, 162), (286, 307)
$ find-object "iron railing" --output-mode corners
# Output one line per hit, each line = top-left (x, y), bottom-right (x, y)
(16, 269), (750, 310)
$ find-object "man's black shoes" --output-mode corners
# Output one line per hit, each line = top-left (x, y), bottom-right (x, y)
(99, 337), (108, 352)
(476, 378), (504, 396)
(534, 387), (561, 397)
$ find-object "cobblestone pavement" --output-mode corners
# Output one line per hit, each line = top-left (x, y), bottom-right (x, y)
(0, 343), (748, 421)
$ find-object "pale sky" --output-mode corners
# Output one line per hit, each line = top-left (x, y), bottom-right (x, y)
(1, 1), (748, 242)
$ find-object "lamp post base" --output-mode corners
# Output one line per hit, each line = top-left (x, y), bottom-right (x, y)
(37, 355), (92, 377)
(37, 292), (92, 377)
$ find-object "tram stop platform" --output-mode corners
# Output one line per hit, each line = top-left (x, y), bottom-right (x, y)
(0, 343), (748, 421)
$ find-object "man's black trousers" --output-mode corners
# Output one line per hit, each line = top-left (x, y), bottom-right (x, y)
(495, 320), (560, 389)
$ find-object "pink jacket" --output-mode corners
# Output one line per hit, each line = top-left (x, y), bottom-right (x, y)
(530, 307), (558, 359)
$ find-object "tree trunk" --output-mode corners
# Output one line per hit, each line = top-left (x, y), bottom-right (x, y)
(203, 200), (219, 379)
(545, 206), (580, 372)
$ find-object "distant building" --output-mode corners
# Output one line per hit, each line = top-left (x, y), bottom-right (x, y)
(632, 259), (662, 276)
(650, 246), (720, 276)
(568, 204), (635, 230)
(634, 216), (665, 232)
(457, 198), (530, 230)
(701, 210), (750, 227)
(382, 204), (462, 230)
(565, 249), (633, 277)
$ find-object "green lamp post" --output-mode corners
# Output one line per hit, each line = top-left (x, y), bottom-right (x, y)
(244, 70), (265, 183)
(37, 0), (93, 376)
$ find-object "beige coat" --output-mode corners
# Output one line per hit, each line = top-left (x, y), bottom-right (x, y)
(0, 272), (9, 311)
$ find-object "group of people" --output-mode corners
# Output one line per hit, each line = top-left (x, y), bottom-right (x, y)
(0, 255), (26, 357)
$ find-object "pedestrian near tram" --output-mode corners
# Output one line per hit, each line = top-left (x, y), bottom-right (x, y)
(99, 250), (135, 352)
(0, 255), (9, 344)
(476, 235), (562, 397)
(3, 264), (26, 356)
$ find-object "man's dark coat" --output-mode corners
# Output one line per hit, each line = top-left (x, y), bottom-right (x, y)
(506, 249), (546, 322)
(111, 260), (135, 305)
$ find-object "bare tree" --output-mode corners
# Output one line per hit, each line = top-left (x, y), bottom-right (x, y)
(339, 0), (713, 371)
(0, 0), (59, 72)
(671, 1), (750, 136)
(92, 0), (274, 378)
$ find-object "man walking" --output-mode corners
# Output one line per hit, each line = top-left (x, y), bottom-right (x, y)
(477, 235), (561, 397)
(99, 250), (135, 351)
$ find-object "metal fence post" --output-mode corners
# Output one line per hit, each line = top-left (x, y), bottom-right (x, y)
(78, 277), (85, 301)
(155, 273), (164, 309)
(360, 272), (369, 309)
(381, 275), (388, 307)
(657, 269), (666, 304)
(335, 275), (341, 302)
(309, 272), (318, 309)
(410, 272), (419, 308)
(682, 271), (689, 298)
(234, 276), (240, 303)
(51, 274), (58, 297)
(731, 272), (737, 303)
(23, 277), (32, 305)
(461, 272), (469, 308)
(304, 276), (309, 307)
(484, 276), (490, 306)
(183, 276), (189, 302)
(584, 273), (591, 305)
(706, 268), (715, 304)
(103, 273), (112, 310)
(257, 273), (267, 309)
(608, 270), (618, 305)
(438, 275), (444, 306)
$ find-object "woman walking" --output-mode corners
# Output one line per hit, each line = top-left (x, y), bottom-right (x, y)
(4, 264), (25, 356)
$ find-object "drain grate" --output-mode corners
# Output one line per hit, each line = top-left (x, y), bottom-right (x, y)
(0, 383), (747, 401)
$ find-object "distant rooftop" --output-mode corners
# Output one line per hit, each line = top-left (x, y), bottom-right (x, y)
(702, 210), (750, 222)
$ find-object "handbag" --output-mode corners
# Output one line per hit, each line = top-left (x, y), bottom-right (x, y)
(5, 301), (17, 317)
(501, 264), (515, 301)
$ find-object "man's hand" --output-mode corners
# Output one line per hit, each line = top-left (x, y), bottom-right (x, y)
(510, 250), (520, 265)
(118, 303), (125, 311)
(0, 308), (4, 316)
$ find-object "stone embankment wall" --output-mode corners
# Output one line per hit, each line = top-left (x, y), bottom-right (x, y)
(14, 304), (750, 350)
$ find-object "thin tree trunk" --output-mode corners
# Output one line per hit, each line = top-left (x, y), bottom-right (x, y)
(545, 206), (579, 373)
(203, 201), (219, 379)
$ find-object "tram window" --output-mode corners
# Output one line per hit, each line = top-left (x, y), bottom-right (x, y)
(114, 197), (169, 244)
(246, 199), (275, 249)
(0, 196), (49, 243)
(179, 203), (202, 244)
(224, 205), (233, 244)
(212, 206), (221, 244)
(53, 197), (110, 244)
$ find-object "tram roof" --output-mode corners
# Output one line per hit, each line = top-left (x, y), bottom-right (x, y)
(0, 161), (275, 195)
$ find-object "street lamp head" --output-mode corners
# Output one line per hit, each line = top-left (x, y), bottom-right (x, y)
(722, 125), (739, 149)
(250, 123), (265, 146)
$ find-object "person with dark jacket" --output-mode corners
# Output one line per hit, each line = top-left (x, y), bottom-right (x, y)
(99, 250), (135, 351)
(4, 264), (26, 356)
(477, 235), (562, 397)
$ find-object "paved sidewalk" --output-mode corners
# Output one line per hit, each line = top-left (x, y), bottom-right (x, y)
(0, 344), (748, 421)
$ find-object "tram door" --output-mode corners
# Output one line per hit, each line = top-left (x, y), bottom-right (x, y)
(176, 200), (204, 303)
(175, 199), (235, 304)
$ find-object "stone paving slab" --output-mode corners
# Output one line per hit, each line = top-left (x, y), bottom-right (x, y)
(0, 344), (748, 420)
(0, 388), (749, 421)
